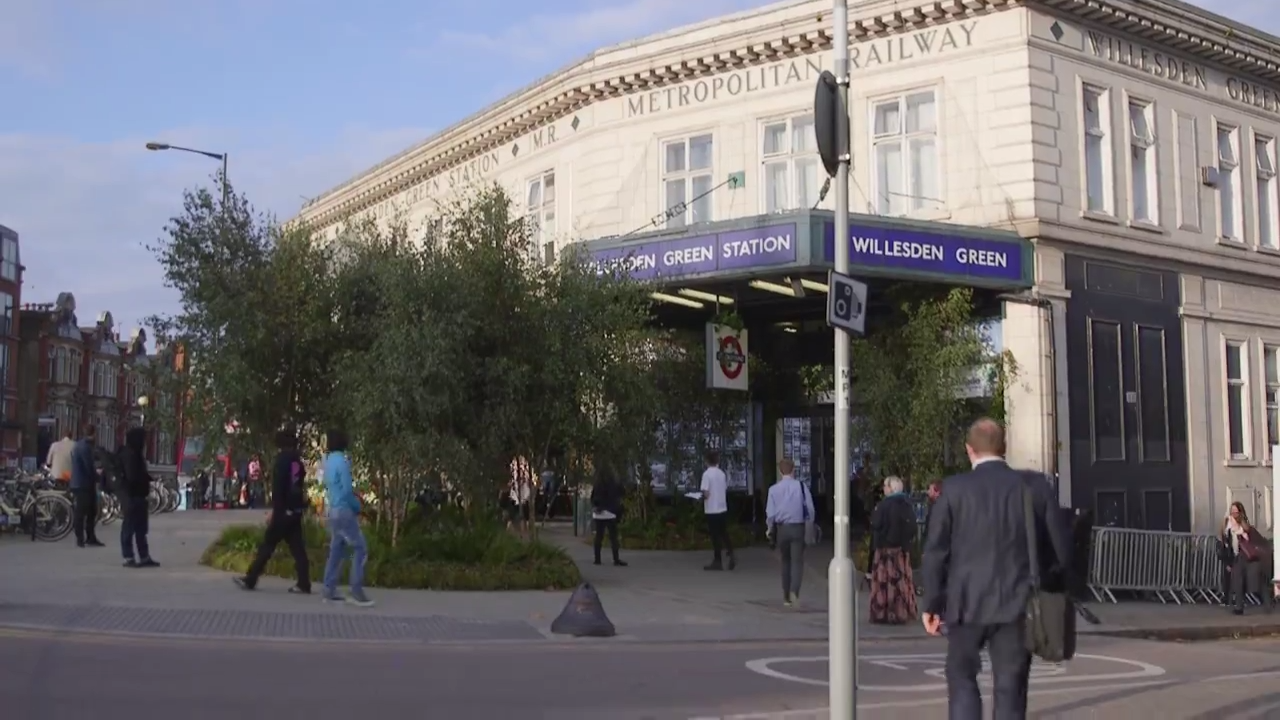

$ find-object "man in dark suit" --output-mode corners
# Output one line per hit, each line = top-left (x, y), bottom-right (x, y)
(921, 418), (1072, 720)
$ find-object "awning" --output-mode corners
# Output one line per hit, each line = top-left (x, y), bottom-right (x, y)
(582, 210), (1033, 290)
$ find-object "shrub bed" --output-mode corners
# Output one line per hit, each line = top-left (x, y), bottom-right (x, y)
(201, 516), (581, 591)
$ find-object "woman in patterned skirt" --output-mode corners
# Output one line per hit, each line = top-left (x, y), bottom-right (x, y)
(867, 476), (919, 624)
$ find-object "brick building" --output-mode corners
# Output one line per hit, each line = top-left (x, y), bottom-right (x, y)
(0, 224), (21, 464)
(16, 292), (183, 475)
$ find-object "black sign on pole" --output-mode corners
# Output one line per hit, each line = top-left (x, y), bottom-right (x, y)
(813, 70), (845, 179)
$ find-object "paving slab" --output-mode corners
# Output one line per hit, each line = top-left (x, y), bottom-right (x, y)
(4, 511), (1280, 644)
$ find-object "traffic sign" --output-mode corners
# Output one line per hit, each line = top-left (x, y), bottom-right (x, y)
(826, 270), (866, 334)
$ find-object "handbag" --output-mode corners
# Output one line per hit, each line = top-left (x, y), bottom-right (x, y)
(1239, 531), (1262, 562)
(1021, 484), (1075, 662)
(801, 482), (820, 546)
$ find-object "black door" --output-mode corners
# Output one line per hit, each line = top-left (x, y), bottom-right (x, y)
(1065, 256), (1189, 531)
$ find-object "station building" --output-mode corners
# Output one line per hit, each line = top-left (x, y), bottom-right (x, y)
(293, 0), (1280, 535)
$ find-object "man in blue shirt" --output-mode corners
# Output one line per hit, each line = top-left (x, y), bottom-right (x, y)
(766, 458), (815, 607)
(69, 425), (105, 548)
(321, 430), (373, 607)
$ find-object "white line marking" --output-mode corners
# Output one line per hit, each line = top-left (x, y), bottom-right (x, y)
(867, 660), (909, 671)
(695, 667), (1280, 718)
(742, 653), (1165, 691)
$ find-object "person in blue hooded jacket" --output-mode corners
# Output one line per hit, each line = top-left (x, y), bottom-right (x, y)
(321, 430), (373, 607)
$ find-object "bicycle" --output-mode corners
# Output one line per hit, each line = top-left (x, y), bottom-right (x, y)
(0, 472), (74, 542)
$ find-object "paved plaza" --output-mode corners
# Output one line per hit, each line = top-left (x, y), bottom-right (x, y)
(7, 511), (1280, 717)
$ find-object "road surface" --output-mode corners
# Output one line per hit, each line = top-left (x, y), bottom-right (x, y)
(6, 629), (1280, 718)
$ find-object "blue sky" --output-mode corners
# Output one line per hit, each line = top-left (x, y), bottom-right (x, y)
(0, 0), (1272, 335)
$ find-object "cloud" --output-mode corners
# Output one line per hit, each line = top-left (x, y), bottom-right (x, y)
(433, 0), (779, 63)
(0, 125), (429, 332)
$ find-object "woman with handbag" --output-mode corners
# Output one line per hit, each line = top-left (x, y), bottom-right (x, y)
(1221, 502), (1271, 615)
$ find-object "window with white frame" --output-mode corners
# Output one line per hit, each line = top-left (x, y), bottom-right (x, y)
(91, 359), (116, 398)
(1257, 136), (1278, 249)
(1083, 85), (1112, 214)
(1266, 345), (1280, 460)
(525, 171), (556, 260)
(662, 134), (714, 228)
(156, 430), (176, 466)
(1226, 340), (1249, 458)
(1128, 99), (1157, 223)
(872, 91), (940, 216)
(1218, 124), (1244, 241)
(762, 114), (822, 213)
(0, 292), (12, 337)
(1, 236), (17, 282)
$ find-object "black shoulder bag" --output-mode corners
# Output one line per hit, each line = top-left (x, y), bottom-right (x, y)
(1022, 485), (1075, 662)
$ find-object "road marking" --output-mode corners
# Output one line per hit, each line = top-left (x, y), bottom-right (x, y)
(743, 653), (1165, 691)
(698, 667), (1280, 717)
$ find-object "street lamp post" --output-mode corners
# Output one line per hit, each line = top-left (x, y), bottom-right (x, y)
(144, 142), (229, 208)
(137, 395), (149, 427)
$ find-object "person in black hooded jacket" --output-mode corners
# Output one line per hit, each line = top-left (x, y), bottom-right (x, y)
(234, 427), (311, 594)
(119, 426), (159, 568)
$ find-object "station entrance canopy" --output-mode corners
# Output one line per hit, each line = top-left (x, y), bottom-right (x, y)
(582, 210), (1033, 290)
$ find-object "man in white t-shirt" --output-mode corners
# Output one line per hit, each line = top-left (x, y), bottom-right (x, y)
(700, 451), (735, 571)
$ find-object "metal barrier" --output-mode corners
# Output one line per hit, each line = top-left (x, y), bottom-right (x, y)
(1086, 526), (1267, 605)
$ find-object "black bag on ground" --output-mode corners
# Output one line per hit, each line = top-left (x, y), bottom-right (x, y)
(1021, 485), (1075, 662)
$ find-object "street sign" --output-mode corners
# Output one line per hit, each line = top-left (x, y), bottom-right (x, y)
(826, 270), (867, 334)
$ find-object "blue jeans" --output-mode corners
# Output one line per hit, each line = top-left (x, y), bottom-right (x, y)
(322, 507), (366, 596)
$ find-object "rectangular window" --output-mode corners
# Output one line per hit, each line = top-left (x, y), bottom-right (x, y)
(0, 292), (11, 337)
(1089, 319), (1125, 461)
(1257, 135), (1278, 249)
(1128, 100), (1157, 223)
(1226, 340), (1248, 458)
(1218, 124), (1244, 241)
(662, 134), (714, 229)
(1, 237), (17, 282)
(761, 114), (822, 213)
(525, 170), (556, 260)
(1266, 345), (1280, 460)
(1135, 326), (1170, 461)
(1083, 85), (1113, 214)
(872, 90), (940, 216)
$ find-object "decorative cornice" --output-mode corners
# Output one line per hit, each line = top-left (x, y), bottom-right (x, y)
(1038, 0), (1280, 83)
(298, 0), (998, 228)
(298, 0), (1280, 229)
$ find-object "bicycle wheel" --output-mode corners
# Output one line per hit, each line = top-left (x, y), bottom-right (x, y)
(99, 495), (118, 525)
(29, 494), (73, 542)
(146, 491), (160, 516)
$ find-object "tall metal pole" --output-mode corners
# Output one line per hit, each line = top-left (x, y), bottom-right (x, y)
(221, 153), (230, 209)
(829, 0), (857, 717)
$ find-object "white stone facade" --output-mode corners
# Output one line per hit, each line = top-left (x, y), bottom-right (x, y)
(294, 0), (1280, 535)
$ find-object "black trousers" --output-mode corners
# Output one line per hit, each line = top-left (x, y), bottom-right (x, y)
(946, 621), (1031, 720)
(120, 496), (151, 561)
(593, 518), (620, 562)
(245, 514), (311, 591)
(70, 488), (99, 544)
(706, 512), (733, 562)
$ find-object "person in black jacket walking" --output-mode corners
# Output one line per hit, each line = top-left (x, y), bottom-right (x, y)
(589, 465), (627, 567)
(234, 428), (312, 594)
(119, 426), (159, 568)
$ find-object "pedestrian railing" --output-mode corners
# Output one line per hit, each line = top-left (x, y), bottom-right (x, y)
(1086, 526), (1266, 605)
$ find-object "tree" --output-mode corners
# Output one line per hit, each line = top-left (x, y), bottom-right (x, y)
(323, 185), (661, 543)
(848, 286), (998, 487)
(145, 176), (341, 461)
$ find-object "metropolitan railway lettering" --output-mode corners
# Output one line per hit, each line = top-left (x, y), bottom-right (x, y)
(626, 21), (976, 117)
